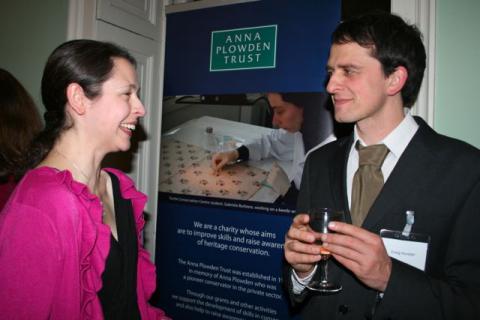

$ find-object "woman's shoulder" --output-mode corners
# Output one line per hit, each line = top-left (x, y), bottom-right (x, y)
(12, 167), (94, 206)
(20, 167), (73, 191)
(103, 168), (147, 220)
(103, 168), (133, 185)
(103, 168), (143, 199)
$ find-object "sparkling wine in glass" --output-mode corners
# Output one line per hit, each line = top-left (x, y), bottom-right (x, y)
(306, 208), (345, 293)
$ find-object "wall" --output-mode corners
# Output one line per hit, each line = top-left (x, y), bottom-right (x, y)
(435, 0), (480, 148)
(0, 0), (68, 113)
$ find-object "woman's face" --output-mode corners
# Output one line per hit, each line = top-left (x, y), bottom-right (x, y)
(267, 93), (303, 133)
(87, 57), (145, 153)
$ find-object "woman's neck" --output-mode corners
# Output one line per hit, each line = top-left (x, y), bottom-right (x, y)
(41, 137), (105, 196)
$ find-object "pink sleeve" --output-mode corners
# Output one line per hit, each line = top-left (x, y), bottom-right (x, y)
(136, 245), (173, 320)
(0, 202), (62, 319)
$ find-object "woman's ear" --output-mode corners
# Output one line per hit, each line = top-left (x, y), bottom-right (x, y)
(65, 83), (87, 115)
(386, 66), (408, 96)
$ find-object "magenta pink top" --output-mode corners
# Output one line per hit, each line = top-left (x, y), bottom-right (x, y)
(0, 167), (170, 320)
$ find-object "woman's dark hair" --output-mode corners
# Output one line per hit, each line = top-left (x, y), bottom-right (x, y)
(0, 69), (42, 181)
(26, 39), (136, 170)
(331, 12), (426, 108)
(265, 92), (335, 151)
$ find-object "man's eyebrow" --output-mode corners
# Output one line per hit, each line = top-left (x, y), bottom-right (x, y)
(326, 64), (360, 71)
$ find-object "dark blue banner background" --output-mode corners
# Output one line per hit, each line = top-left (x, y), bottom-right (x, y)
(155, 195), (294, 320)
(164, 0), (341, 95)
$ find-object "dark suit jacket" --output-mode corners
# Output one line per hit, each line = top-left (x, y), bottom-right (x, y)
(285, 117), (480, 319)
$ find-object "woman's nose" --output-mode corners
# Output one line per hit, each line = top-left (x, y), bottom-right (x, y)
(272, 115), (280, 128)
(134, 96), (146, 117)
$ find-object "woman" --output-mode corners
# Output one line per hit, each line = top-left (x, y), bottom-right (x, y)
(0, 68), (42, 210)
(212, 92), (336, 205)
(0, 40), (169, 319)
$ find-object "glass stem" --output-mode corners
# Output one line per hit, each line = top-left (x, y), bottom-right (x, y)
(320, 258), (329, 285)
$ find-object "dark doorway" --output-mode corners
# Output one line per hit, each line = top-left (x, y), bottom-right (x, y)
(342, 0), (390, 20)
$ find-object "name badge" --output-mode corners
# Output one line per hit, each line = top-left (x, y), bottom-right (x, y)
(380, 229), (430, 271)
(380, 211), (430, 271)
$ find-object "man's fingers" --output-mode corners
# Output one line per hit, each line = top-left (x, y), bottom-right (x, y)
(323, 241), (363, 263)
(284, 239), (322, 270)
(285, 236), (321, 255)
(288, 214), (316, 244)
(321, 232), (366, 255)
(292, 213), (310, 227)
(328, 221), (379, 245)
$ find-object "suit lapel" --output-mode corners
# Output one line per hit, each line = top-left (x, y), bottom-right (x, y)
(363, 118), (436, 230)
(330, 136), (353, 220)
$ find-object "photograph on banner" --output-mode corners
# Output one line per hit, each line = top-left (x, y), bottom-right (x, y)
(158, 91), (335, 206)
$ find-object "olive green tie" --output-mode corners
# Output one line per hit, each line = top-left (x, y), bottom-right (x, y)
(350, 142), (389, 226)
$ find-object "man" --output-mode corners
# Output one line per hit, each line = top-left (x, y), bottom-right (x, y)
(211, 92), (335, 205)
(283, 12), (480, 319)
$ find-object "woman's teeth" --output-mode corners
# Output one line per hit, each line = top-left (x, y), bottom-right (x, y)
(120, 123), (136, 131)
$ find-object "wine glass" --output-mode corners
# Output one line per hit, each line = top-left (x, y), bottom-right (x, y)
(306, 207), (345, 293)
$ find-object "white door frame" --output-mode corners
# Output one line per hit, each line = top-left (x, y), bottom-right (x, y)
(391, 0), (436, 126)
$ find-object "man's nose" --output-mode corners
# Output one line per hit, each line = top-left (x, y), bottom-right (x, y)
(326, 73), (340, 94)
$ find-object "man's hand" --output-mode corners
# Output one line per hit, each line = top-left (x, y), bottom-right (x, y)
(284, 214), (323, 278)
(211, 150), (238, 175)
(321, 221), (392, 291)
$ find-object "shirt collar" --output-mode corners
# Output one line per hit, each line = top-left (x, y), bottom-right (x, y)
(353, 110), (419, 159)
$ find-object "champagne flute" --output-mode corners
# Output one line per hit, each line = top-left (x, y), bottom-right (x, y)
(306, 208), (345, 293)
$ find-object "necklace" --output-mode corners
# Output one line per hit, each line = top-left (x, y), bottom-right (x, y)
(54, 149), (106, 217)
(54, 149), (90, 182)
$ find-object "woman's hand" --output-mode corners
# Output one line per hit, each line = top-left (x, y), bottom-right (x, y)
(211, 150), (239, 175)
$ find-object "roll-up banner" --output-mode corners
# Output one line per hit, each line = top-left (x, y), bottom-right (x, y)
(155, 1), (341, 319)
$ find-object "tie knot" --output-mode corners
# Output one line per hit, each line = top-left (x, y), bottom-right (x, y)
(356, 142), (389, 167)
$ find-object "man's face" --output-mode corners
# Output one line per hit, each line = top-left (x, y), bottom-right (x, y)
(326, 42), (391, 125)
(267, 93), (303, 133)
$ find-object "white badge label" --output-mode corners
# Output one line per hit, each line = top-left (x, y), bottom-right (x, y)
(381, 236), (428, 271)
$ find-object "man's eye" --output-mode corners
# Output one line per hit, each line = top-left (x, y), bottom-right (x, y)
(345, 68), (355, 75)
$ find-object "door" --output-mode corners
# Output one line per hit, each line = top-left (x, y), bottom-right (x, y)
(97, 0), (161, 40)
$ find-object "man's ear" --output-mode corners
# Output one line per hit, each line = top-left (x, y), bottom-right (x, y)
(65, 83), (87, 115)
(386, 66), (408, 96)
